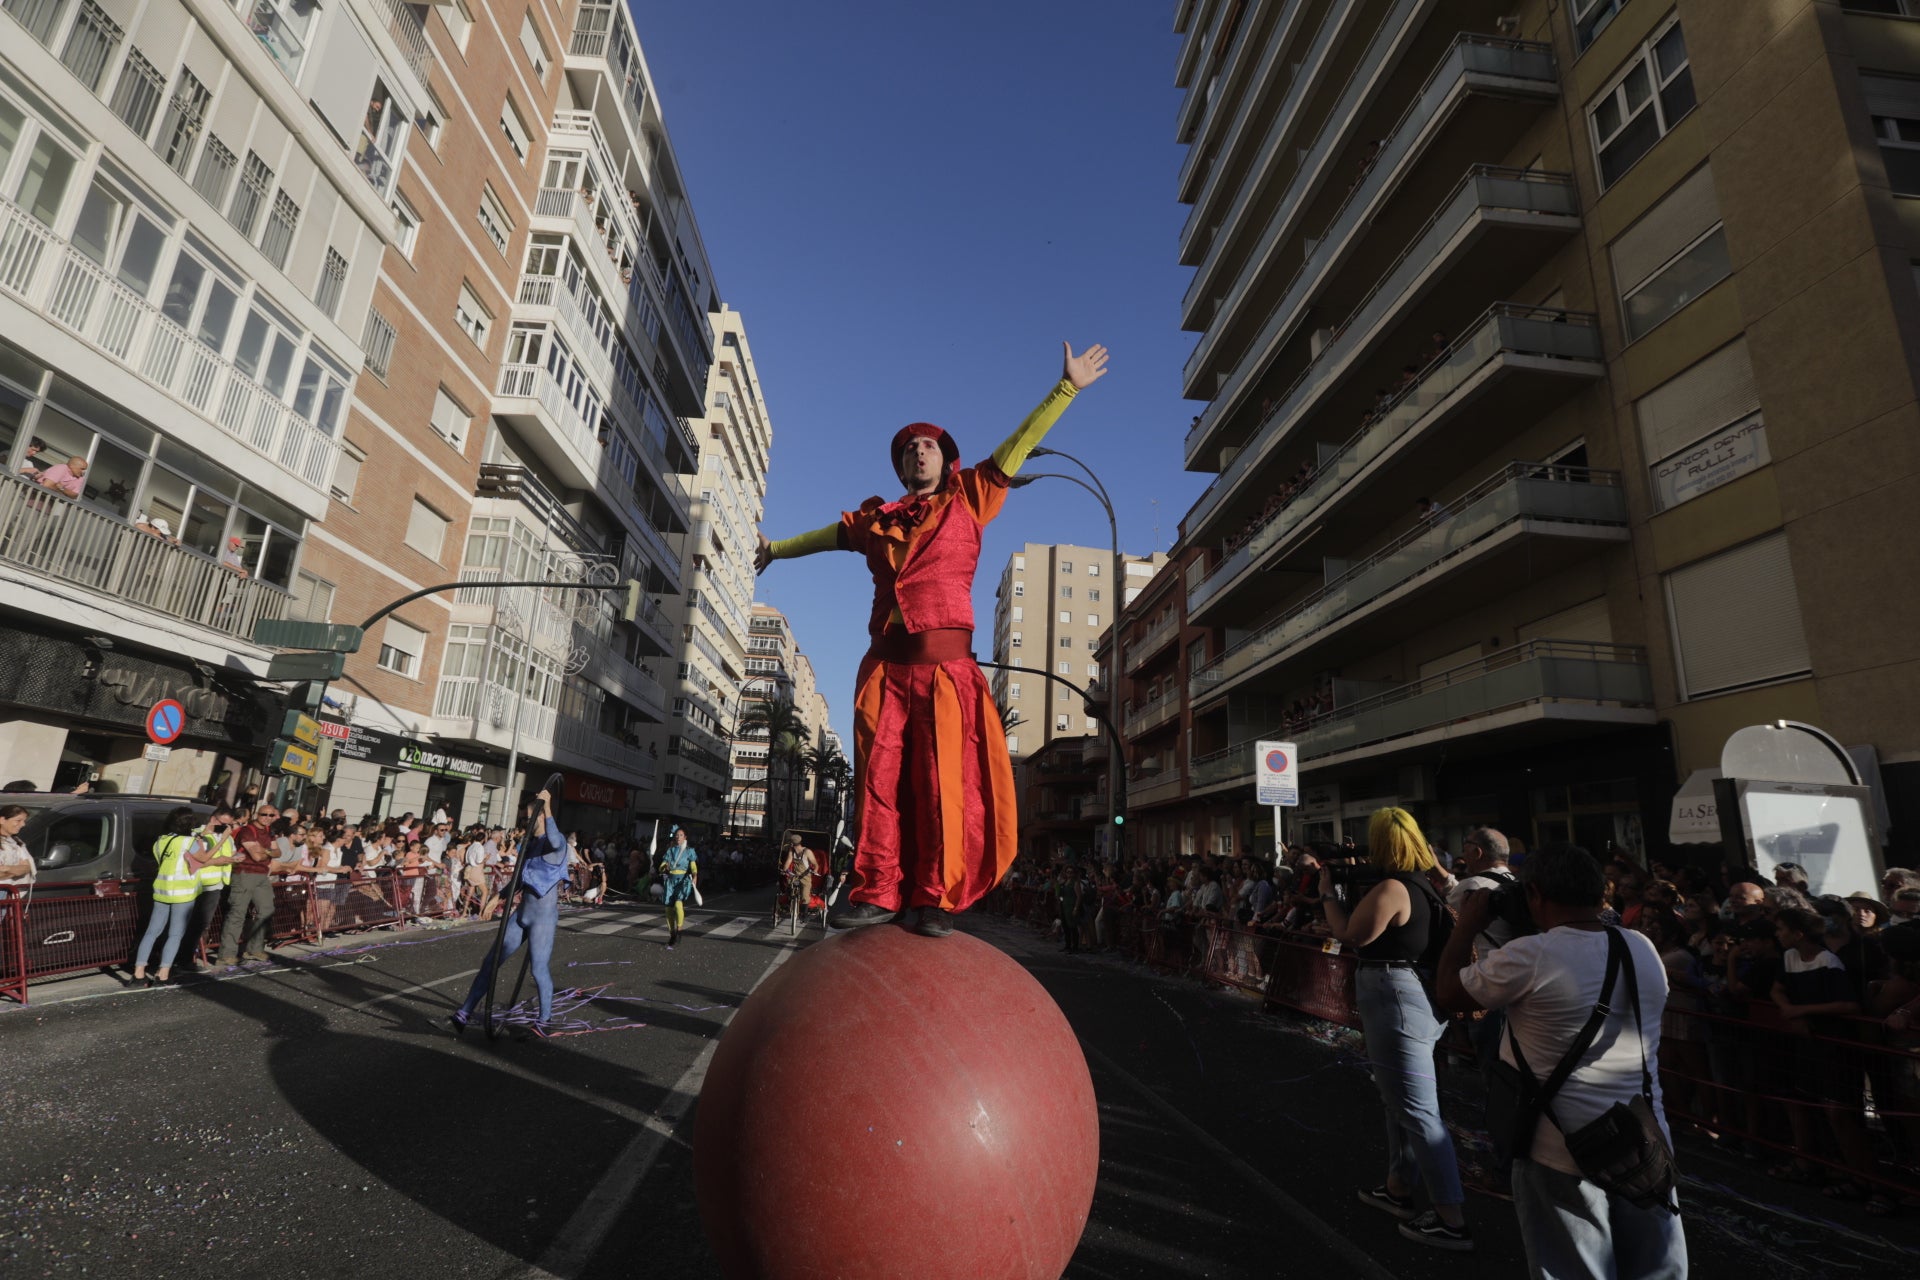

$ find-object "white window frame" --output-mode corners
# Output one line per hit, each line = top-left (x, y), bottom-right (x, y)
(1058, 610), (1071, 624)
(454, 283), (490, 346)
(1570, 0), (1624, 52)
(377, 618), (426, 678)
(1012, 581), (1024, 596)
(391, 192), (420, 256)
(1057, 662), (1070, 675)
(1010, 631), (1022, 648)
(477, 183), (512, 254)
(1009, 682), (1021, 699)
(1587, 15), (1694, 190)
(430, 387), (469, 449)
(444, 0), (474, 53)
(330, 443), (363, 504)
(519, 12), (549, 79)
(404, 498), (449, 560)
(499, 95), (531, 162)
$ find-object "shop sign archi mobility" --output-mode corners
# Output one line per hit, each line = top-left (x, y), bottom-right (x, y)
(319, 719), (486, 782)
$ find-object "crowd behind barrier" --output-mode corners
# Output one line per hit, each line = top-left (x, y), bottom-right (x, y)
(982, 845), (1920, 1208)
(0, 809), (823, 1005)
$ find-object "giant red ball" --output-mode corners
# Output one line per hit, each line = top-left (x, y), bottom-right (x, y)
(693, 924), (1100, 1279)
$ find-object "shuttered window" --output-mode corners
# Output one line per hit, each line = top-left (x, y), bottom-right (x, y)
(1665, 533), (1811, 698)
(1611, 165), (1728, 340)
(404, 498), (448, 560)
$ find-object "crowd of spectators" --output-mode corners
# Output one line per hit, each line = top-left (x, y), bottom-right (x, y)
(1000, 836), (1920, 1217)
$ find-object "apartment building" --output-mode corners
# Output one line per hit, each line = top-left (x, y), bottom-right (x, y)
(1159, 0), (1920, 863)
(988, 541), (1165, 761)
(635, 302), (770, 839)
(0, 0), (425, 792)
(729, 602), (833, 838)
(0, 0), (721, 835)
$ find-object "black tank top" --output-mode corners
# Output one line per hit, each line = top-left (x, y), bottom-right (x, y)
(1355, 873), (1432, 963)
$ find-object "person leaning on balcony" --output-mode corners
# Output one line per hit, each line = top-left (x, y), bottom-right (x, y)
(26, 455), (86, 498)
(219, 535), (249, 576)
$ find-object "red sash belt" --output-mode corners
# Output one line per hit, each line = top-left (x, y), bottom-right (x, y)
(866, 627), (973, 666)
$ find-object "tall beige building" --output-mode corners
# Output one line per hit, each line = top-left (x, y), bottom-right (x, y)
(988, 542), (1164, 760)
(1150, 0), (1920, 864)
(730, 602), (833, 837)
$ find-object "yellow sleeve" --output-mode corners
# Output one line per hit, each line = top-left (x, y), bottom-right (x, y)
(989, 379), (1079, 478)
(769, 523), (842, 559)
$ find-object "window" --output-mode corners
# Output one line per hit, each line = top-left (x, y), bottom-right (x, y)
(1612, 166), (1729, 341)
(361, 308), (397, 378)
(415, 93), (444, 149)
(430, 387), (468, 448)
(315, 248), (348, 319)
(1571, 0), (1622, 52)
(1087, 664), (1099, 680)
(1864, 77), (1920, 196)
(1009, 683), (1021, 699)
(444, 0), (473, 52)
(1088, 589), (1100, 602)
(1665, 533), (1810, 698)
(1057, 662), (1070, 675)
(1087, 562), (1100, 577)
(477, 184), (512, 254)
(248, 0), (319, 80)
(1006, 735), (1019, 752)
(260, 189), (300, 269)
(192, 136), (237, 209)
(377, 617), (426, 677)
(108, 48), (165, 139)
(454, 283), (490, 346)
(499, 95), (531, 161)
(290, 571), (334, 622)
(1012, 581), (1024, 596)
(1060, 586), (1072, 599)
(519, 12), (549, 79)
(1010, 631), (1022, 648)
(391, 192), (420, 256)
(1011, 605), (1023, 622)
(330, 443), (363, 503)
(1086, 639), (1099, 651)
(404, 498), (448, 560)
(1060, 561), (1073, 573)
(60, 0), (124, 93)
(4, 115), (76, 228)
(1013, 555), (1025, 570)
(1056, 715), (1069, 732)
(1639, 340), (1767, 511)
(155, 67), (211, 176)
(1588, 18), (1695, 188)
(1059, 610), (1071, 624)
(229, 151), (272, 238)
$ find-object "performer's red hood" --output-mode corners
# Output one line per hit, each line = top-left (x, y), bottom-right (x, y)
(891, 423), (960, 488)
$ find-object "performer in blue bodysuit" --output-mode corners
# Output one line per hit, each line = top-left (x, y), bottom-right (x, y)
(451, 787), (568, 1035)
(659, 825), (698, 947)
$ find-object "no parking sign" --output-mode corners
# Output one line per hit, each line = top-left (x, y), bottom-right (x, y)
(1255, 740), (1298, 807)
(146, 699), (186, 746)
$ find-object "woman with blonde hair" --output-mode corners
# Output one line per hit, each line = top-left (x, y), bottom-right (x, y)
(1318, 807), (1471, 1251)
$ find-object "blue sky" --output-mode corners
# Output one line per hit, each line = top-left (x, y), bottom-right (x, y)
(632, 1), (1206, 743)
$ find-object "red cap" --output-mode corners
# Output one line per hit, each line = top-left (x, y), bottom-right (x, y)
(890, 423), (958, 483)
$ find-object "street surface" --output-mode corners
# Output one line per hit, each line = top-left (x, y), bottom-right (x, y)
(3, 889), (1917, 1278)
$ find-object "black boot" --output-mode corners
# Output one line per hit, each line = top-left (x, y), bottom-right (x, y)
(915, 907), (954, 938)
(832, 902), (896, 929)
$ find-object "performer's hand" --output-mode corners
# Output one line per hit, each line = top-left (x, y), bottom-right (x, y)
(1063, 342), (1109, 391)
(754, 532), (772, 574)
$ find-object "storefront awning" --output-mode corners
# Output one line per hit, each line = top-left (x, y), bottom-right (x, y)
(1668, 768), (1722, 844)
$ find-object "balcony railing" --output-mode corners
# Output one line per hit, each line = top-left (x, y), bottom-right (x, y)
(1125, 612), (1181, 672)
(567, 5), (654, 170)
(1192, 465), (1626, 697)
(1186, 32), (1556, 359)
(475, 462), (601, 555)
(554, 713), (656, 788)
(369, 0), (434, 82)
(1128, 772), (1184, 808)
(516, 272), (616, 391)
(1123, 689), (1183, 738)
(1187, 301), (1599, 589)
(496, 361), (601, 470)
(432, 677), (559, 747)
(1187, 162), (1578, 473)
(0, 197), (337, 490)
(0, 471), (290, 639)
(1189, 641), (1653, 787)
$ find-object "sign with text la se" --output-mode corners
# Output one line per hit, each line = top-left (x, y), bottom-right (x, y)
(1255, 740), (1299, 807)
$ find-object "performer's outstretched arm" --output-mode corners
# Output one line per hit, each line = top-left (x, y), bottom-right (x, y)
(757, 522), (839, 571)
(990, 342), (1109, 478)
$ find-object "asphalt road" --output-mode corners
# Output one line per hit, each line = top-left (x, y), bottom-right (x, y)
(3, 891), (1917, 1279)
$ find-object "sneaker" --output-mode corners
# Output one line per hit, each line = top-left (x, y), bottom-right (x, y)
(832, 902), (896, 929)
(1397, 1210), (1473, 1252)
(448, 1010), (469, 1037)
(1356, 1186), (1416, 1221)
(241, 952), (270, 963)
(915, 907), (955, 938)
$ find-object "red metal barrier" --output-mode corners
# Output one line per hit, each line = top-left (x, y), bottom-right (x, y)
(0, 888), (30, 1005)
(1259, 932), (1360, 1028)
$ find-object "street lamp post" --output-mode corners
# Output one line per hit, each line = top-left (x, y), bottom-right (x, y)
(725, 675), (780, 839)
(1007, 444), (1126, 858)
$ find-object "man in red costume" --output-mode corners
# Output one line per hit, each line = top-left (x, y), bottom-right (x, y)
(755, 342), (1109, 937)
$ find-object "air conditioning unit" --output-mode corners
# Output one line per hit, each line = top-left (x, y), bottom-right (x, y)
(1218, 445), (1239, 469)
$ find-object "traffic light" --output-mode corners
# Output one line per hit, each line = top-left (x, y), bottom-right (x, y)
(1113, 813), (1125, 826)
(621, 578), (643, 622)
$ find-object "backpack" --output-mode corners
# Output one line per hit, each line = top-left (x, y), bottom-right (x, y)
(1404, 873), (1453, 974)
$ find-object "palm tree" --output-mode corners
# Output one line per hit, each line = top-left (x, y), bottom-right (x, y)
(999, 701), (1025, 735)
(742, 694), (807, 832)
(803, 741), (852, 824)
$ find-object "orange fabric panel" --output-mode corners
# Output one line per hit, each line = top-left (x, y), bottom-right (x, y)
(931, 667), (969, 903)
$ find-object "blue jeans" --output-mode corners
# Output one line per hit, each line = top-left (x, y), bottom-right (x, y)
(1354, 964), (1464, 1207)
(1510, 1158), (1687, 1279)
(135, 899), (196, 972)
(461, 886), (558, 1023)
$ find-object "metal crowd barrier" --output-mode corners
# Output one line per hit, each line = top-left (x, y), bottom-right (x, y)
(1, 869), (467, 1005)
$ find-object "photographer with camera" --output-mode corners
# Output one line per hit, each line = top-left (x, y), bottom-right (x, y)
(1320, 808), (1472, 1252)
(1448, 827), (1527, 1083)
(1436, 843), (1686, 1279)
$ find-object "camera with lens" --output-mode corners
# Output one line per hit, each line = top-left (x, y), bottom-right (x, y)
(1325, 860), (1385, 904)
(1482, 872), (1537, 939)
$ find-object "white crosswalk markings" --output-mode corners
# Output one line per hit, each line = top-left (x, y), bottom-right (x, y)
(703, 916), (761, 940)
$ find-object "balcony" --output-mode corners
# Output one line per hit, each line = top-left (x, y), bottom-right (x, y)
(494, 361), (601, 492)
(1188, 641), (1655, 792)
(1185, 33), (1558, 363)
(1193, 466), (1629, 705)
(566, 4), (656, 177)
(1123, 688), (1183, 738)
(554, 713), (656, 789)
(1128, 772), (1185, 810)
(516, 272), (617, 394)
(0, 199), (337, 495)
(475, 463), (599, 554)
(1188, 305), (1606, 621)
(432, 678), (558, 750)
(1186, 163), (1580, 479)
(0, 471), (289, 641)
(1124, 611), (1181, 673)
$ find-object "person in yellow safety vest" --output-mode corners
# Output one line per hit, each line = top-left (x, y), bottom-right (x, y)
(187, 803), (241, 969)
(133, 807), (224, 986)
